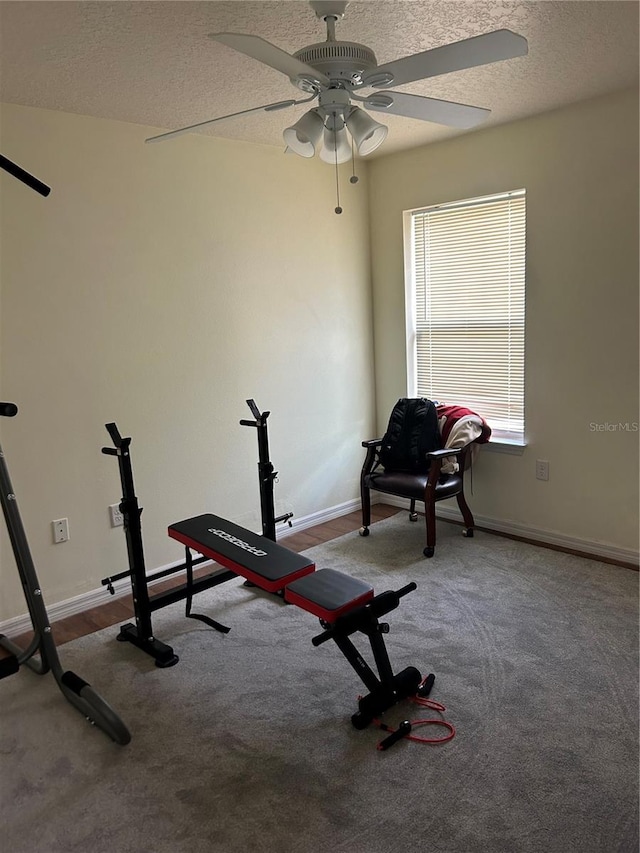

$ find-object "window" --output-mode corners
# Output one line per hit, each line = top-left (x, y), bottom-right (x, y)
(404, 189), (526, 444)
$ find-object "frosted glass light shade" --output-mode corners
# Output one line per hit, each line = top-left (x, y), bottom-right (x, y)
(346, 107), (388, 156)
(319, 126), (352, 164)
(283, 110), (324, 158)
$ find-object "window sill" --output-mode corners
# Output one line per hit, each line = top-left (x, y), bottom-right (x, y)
(483, 439), (526, 455)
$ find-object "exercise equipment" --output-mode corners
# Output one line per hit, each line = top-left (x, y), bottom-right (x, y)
(0, 153), (51, 197)
(100, 422), (237, 667)
(169, 513), (427, 728)
(100, 400), (295, 663)
(378, 720), (413, 751)
(0, 403), (130, 744)
(240, 399), (293, 541)
(102, 401), (433, 728)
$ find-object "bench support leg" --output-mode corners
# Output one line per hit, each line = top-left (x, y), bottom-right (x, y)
(309, 583), (425, 729)
(333, 634), (382, 695)
(116, 624), (179, 668)
(332, 624), (422, 729)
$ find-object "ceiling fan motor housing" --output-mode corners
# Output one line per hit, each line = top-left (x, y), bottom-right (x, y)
(293, 41), (378, 87)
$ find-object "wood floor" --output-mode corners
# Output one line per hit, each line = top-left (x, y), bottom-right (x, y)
(5, 503), (400, 653)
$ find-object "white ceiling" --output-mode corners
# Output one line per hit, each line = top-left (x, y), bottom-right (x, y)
(0, 1), (638, 158)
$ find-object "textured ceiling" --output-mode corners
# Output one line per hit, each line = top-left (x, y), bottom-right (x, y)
(0, 1), (638, 157)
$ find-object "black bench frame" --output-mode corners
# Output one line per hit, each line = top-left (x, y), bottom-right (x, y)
(100, 407), (430, 727)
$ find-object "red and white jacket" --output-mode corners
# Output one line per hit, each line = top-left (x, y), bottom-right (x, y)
(436, 404), (491, 474)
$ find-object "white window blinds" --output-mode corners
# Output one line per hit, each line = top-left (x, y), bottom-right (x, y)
(405, 189), (526, 442)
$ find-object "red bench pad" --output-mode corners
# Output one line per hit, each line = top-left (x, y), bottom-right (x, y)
(285, 568), (374, 623)
(168, 513), (315, 594)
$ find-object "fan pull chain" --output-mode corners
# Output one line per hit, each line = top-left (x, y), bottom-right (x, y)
(350, 134), (359, 185)
(333, 128), (342, 215)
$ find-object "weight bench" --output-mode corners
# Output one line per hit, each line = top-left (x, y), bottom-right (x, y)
(169, 513), (429, 728)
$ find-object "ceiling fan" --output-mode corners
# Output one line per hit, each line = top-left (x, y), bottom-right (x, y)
(146, 1), (527, 209)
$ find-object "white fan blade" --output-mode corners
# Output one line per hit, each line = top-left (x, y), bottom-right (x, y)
(363, 29), (528, 89)
(210, 33), (330, 86)
(364, 92), (490, 128)
(145, 99), (299, 143)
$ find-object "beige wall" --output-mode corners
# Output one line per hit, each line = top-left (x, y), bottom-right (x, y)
(0, 103), (375, 621)
(368, 88), (639, 554)
(1, 89), (638, 624)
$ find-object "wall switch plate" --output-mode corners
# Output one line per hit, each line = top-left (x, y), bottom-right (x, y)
(536, 459), (549, 481)
(109, 504), (124, 527)
(52, 518), (69, 543)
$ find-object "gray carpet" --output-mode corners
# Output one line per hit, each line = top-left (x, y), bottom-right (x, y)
(1, 515), (638, 853)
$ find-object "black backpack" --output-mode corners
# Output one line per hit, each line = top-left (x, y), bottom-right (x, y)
(379, 398), (441, 473)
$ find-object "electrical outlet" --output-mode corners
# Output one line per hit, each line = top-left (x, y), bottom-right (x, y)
(52, 518), (69, 543)
(536, 459), (549, 481)
(109, 503), (124, 527)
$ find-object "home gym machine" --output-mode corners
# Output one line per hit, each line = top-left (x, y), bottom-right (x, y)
(0, 154), (129, 744)
(0, 403), (131, 744)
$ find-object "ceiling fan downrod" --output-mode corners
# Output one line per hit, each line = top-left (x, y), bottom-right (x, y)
(294, 1), (377, 91)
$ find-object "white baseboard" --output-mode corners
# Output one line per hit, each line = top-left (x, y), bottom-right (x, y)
(0, 555), (210, 639)
(277, 497), (362, 539)
(0, 499), (363, 638)
(381, 495), (640, 566)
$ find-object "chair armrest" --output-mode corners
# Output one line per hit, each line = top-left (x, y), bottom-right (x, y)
(362, 439), (383, 448)
(426, 447), (464, 460)
(361, 439), (383, 479)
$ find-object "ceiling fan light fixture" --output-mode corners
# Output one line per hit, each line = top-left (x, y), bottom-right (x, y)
(346, 107), (388, 156)
(283, 109), (324, 158)
(319, 126), (352, 164)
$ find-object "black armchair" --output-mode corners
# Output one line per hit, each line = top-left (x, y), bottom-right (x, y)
(359, 440), (476, 558)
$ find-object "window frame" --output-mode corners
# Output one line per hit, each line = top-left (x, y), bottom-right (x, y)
(403, 189), (527, 447)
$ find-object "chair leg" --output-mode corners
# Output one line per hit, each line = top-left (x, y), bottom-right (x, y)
(409, 499), (418, 522)
(423, 504), (436, 558)
(456, 492), (475, 538)
(359, 482), (371, 537)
